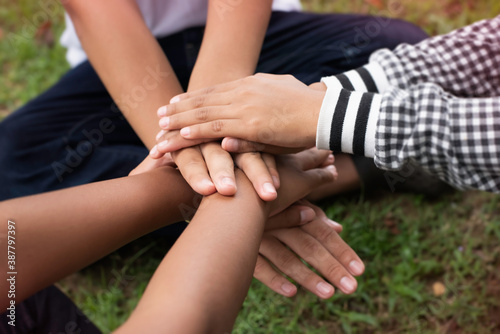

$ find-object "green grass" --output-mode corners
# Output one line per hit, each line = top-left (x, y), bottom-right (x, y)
(1, 1), (499, 333)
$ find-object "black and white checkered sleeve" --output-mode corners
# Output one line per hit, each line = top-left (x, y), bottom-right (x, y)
(315, 16), (500, 192)
(373, 15), (500, 97)
(377, 84), (500, 193)
(316, 80), (500, 192)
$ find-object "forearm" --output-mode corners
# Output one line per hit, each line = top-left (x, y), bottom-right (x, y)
(0, 167), (195, 308)
(118, 169), (269, 333)
(188, 0), (272, 90)
(64, 0), (183, 148)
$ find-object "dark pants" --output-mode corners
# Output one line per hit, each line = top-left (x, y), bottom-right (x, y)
(0, 11), (427, 332)
(0, 11), (427, 200)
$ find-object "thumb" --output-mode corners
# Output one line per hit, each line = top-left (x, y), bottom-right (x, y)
(302, 165), (338, 189)
(265, 205), (316, 230)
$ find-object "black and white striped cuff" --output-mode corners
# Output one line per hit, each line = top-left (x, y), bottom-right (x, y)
(315, 85), (381, 157)
(315, 62), (388, 156)
(323, 62), (390, 93)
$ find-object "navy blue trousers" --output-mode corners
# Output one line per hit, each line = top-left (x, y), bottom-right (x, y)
(0, 12), (427, 333)
(0, 11), (427, 200)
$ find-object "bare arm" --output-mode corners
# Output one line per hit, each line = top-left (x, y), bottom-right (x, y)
(63, 0), (183, 148)
(187, 0), (272, 90)
(118, 169), (267, 333)
(0, 167), (194, 308)
(117, 152), (337, 333)
(152, 0), (276, 199)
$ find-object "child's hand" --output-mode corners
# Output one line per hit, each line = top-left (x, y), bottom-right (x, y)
(267, 148), (337, 216)
(129, 154), (176, 176)
(153, 74), (325, 154)
(256, 201), (365, 299)
(148, 142), (280, 201)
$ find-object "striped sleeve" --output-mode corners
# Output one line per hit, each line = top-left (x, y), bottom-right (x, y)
(321, 62), (390, 93)
(315, 83), (382, 157)
(316, 61), (388, 156)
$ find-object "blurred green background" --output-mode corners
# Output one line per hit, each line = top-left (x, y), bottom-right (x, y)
(1, 1), (499, 333)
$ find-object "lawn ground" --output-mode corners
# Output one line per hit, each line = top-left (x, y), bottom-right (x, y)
(1, 1), (499, 333)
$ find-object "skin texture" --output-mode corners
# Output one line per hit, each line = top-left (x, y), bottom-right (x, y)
(63, 0), (277, 199)
(0, 152), (356, 333)
(0, 149), (363, 311)
(131, 148), (365, 298)
(118, 157), (355, 332)
(162, 0), (276, 198)
(153, 74), (326, 155)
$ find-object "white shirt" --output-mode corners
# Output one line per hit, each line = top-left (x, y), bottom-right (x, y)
(60, 0), (302, 67)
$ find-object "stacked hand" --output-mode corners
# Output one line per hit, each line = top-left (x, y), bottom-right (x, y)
(152, 73), (326, 155)
(138, 74), (364, 299)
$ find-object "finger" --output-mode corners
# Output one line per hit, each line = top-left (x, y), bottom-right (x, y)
(262, 153), (280, 189)
(200, 142), (237, 196)
(302, 165), (338, 189)
(321, 153), (335, 168)
(159, 94), (232, 118)
(259, 235), (335, 299)
(159, 106), (233, 131)
(265, 205), (316, 230)
(172, 147), (216, 195)
(297, 200), (342, 233)
(254, 73), (299, 82)
(294, 148), (331, 170)
(167, 80), (242, 105)
(129, 154), (175, 176)
(300, 218), (365, 277)
(253, 254), (297, 297)
(234, 152), (277, 201)
(179, 120), (246, 141)
(154, 130), (214, 155)
(272, 227), (358, 295)
(222, 138), (303, 155)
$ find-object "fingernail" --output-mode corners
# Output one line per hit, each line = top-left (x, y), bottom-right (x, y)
(349, 260), (364, 275)
(224, 138), (238, 151)
(221, 177), (235, 187)
(272, 175), (279, 188)
(157, 105), (167, 117)
(201, 179), (215, 190)
(149, 145), (158, 156)
(156, 130), (166, 141)
(159, 117), (170, 129)
(327, 154), (334, 163)
(323, 217), (342, 229)
(157, 140), (169, 150)
(316, 282), (333, 297)
(262, 182), (277, 195)
(281, 283), (295, 295)
(340, 276), (356, 292)
(170, 95), (180, 104)
(180, 127), (190, 137)
(327, 165), (338, 178)
(300, 208), (315, 224)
